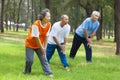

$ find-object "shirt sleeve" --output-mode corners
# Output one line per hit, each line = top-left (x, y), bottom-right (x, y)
(65, 25), (71, 38)
(51, 23), (57, 37)
(82, 19), (89, 30)
(94, 22), (100, 32)
(31, 25), (39, 37)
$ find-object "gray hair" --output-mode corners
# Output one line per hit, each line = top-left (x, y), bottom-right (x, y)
(39, 8), (50, 20)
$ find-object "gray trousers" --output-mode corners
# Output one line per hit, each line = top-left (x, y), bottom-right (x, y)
(25, 47), (52, 75)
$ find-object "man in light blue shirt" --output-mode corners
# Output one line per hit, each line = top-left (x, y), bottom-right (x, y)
(69, 11), (100, 62)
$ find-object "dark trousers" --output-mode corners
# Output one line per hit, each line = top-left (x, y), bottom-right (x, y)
(69, 33), (92, 62)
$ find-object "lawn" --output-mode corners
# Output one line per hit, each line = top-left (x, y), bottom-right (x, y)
(0, 31), (120, 80)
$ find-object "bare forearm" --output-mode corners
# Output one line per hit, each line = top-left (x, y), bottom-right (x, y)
(83, 29), (88, 40)
(34, 37), (43, 49)
(53, 36), (66, 53)
(53, 36), (61, 47)
(44, 36), (48, 48)
(83, 29), (92, 44)
(90, 32), (96, 39)
(64, 38), (67, 45)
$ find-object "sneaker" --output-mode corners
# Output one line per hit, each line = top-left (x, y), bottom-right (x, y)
(65, 67), (70, 71)
(69, 56), (74, 60)
(48, 74), (54, 78)
(23, 70), (30, 74)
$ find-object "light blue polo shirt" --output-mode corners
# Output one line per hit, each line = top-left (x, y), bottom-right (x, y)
(76, 17), (99, 38)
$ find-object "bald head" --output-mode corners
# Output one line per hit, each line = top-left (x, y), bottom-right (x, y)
(60, 14), (69, 20)
(60, 14), (69, 27)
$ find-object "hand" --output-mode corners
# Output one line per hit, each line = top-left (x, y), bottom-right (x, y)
(40, 48), (46, 57)
(86, 38), (92, 44)
(87, 42), (92, 48)
(59, 45), (66, 54)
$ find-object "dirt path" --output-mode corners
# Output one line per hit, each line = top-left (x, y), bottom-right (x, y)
(0, 33), (26, 39)
(0, 33), (73, 42)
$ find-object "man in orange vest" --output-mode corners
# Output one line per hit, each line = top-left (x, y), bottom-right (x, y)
(23, 9), (53, 77)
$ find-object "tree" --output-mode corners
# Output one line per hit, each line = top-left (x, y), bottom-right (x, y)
(114, 0), (120, 55)
(45, 0), (50, 9)
(0, 0), (5, 33)
(16, 0), (22, 32)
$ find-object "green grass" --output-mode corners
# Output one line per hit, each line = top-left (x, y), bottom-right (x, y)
(0, 32), (120, 80)
(5, 29), (29, 35)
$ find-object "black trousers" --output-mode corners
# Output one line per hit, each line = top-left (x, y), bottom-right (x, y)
(69, 33), (92, 61)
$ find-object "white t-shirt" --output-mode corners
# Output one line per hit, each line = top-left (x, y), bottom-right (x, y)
(31, 25), (39, 37)
(48, 21), (70, 44)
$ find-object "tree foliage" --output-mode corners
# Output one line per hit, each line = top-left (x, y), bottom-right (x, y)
(0, 0), (115, 39)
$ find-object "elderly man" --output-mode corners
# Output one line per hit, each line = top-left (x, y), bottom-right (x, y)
(69, 11), (100, 62)
(46, 14), (71, 71)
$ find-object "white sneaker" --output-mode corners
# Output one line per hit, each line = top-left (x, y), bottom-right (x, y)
(48, 74), (54, 78)
(65, 67), (70, 71)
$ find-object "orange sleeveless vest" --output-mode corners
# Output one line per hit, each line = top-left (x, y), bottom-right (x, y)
(25, 20), (51, 49)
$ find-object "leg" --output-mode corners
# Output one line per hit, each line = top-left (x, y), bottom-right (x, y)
(69, 33), (82, 59)
(83, 40), (92, 62)
(23, 47), (34, 74)
(35, 49), (53, 75)
(57, 45), (69, 67)
(46, 44), (56, 63)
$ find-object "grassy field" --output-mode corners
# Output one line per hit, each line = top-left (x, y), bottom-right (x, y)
(0, 31), (120, 80)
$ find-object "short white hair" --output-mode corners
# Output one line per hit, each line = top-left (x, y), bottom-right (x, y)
(92, 11), (100, 16)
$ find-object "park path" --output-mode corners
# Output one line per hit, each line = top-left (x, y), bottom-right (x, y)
(0, 33), (73, 42)
(0, 33), (26, 39)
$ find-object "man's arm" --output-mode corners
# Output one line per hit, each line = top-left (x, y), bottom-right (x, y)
(53, 36), (65, 53)
(64, 38), (67, 45)
(83, 29), (92, 47)
(53, 36), (61, 47)
(83, 29), (90, 42)
(90, 32), (96, 39)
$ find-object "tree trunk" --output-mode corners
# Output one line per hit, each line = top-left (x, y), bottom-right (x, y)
(85, 0), (93, 17)
(25, 0), (30, 31)
(45, 0), (50, 9)
(96, 8), (103, 40)
(0, 0), (5, 33)
(4, 0), (10, 31)
(16, 0), (22, 32)
(114, 0), (120, 55)
(31, 0), (34, 23)
(13, 0), (16, 31)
